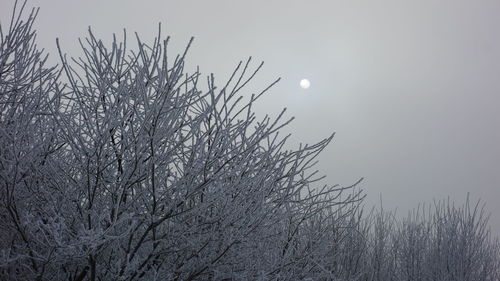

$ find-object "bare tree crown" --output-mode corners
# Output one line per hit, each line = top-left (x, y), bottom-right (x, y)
(1, 2), (498, 281)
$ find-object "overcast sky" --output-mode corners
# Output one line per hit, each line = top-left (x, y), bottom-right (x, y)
(2, 0), (499, 234)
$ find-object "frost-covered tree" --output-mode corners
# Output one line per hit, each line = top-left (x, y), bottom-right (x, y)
(0, 1), (63, 279)
(2, 2), (499, 281)
(0, 2), (363, 280)
(355, 198), (500, 281)
(423, 198), (500, 281)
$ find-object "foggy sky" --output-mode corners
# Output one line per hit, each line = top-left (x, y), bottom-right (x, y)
(1, 0), (499, 234)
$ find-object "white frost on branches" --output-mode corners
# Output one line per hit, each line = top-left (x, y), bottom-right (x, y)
(0, 2), (498, 281)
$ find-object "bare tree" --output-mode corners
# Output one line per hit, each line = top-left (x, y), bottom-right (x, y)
(423, 198), (500, 281)
(1, 2), (363, 280)
(0, 1), (63, 279)
(355, 198), (500, 281)
(2, 2), (498, 281)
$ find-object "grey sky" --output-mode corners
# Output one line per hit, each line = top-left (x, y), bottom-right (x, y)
(2, 0), (499, 234)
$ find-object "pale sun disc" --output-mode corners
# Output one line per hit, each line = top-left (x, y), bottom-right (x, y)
(300, 79), (310, 89)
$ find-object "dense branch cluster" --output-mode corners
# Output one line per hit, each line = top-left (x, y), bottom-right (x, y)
(0, 2), (499, 281)
(343, 199), (500, 281)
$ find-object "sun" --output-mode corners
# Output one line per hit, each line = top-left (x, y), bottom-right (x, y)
(300, 79), (310, 89)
